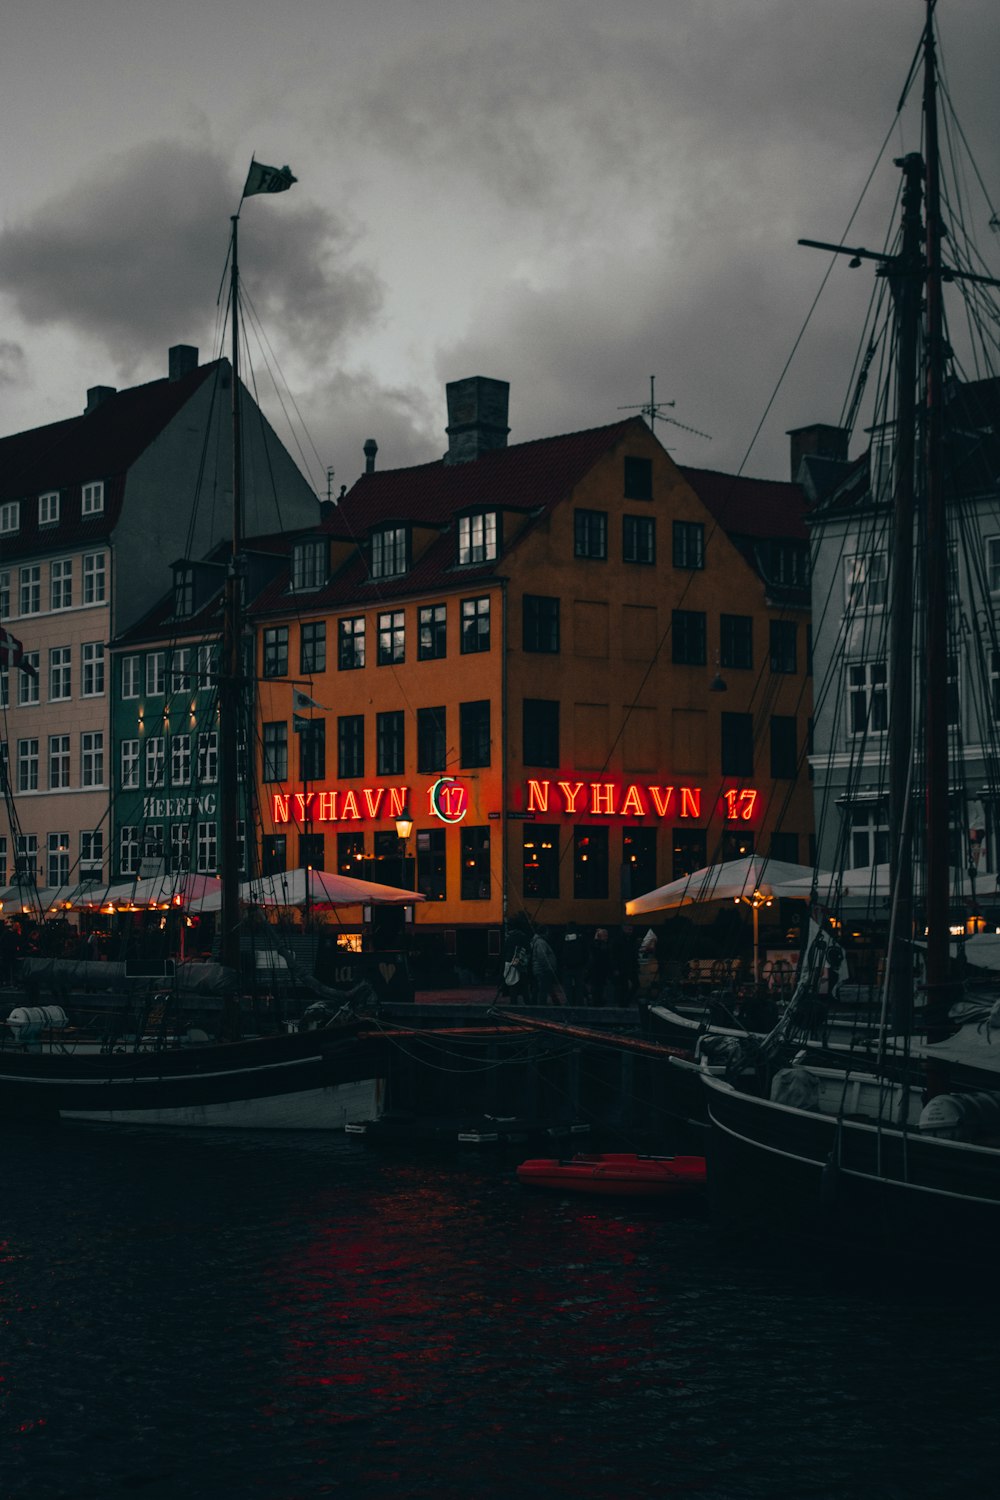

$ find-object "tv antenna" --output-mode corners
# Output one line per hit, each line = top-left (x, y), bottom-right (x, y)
(619, 376), (712, 441)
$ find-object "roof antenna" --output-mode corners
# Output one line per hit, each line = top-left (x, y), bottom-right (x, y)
(325, 466), (336, 504)
(619, 375), (712, 441)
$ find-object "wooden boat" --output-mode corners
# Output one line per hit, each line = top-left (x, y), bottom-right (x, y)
(516, 1151), (706, 1198)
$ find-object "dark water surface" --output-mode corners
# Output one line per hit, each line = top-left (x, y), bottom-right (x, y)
(3, 1124), (996, 1499)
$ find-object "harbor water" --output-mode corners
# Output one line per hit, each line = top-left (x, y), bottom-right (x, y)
(4, 1122), (996, 1500)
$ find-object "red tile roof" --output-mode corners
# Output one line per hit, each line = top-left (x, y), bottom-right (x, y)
(680, 466), (808, 540)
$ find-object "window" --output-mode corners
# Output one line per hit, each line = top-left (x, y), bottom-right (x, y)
(850, 806), (889, 869)
(848, 662), (887, 735)
(377, 610), (405, 665)
(337, 715), (364, 779)
(458, 512), (498, 564)
(673, 828), (707, 880)
(196, 643), (217, 687)
(622, 827), (656, 901)
(174, 566), (194, 617)
(79, 830), (103, 879)
(38, 491), (60, 526)
(49, 646), (71, 700)
(371, 525), (407, 578)
(50, 559), (73, 610)
(523, 594), (560, 653)
(82, 642), (105, 696)
(418, 604), (447, 661)
(672, 521), (705, 570)
(14, 834), (37, 884)
(121, 739), (139, 789)
(844, 552), (887, 610)
(146, 652), (165, 696)
(416, 827), (446, 901)
(460, 596), (490, 654)
(770, 715), (797, 778)
(768, 542), (809, 589)
(18, 654), (39, 706)
(770, 831), (799, 863)
(523, 699), (559, 767)
(417, 707), (447, 773)
(300, 621), (326, 675)
(263, 722), (288, 781)
(47, 832), (70, 889)
(339, 616), (366, 670)
(722, 829), (754, 861)
(623, 455), (653, 500)
(167, 647), (191, 693)
(460, 826), (490, 900)
(623, 514), (655, 564)
(336, 832), (365, 876)
(0, 501), (20, 534)
(0, 570), (8, 619)
(120, 826), (139, 876)
(574, 827), (608, 899)
(196, 822), (217, 874)
(263, 627), (288, 679)
(197, 731), (218, 784)
(49, 734), (71, 788)
(460, 700), (490, 767)
(17, 738), (39, 791)
(720, 614), (752, 670)
(299, 833), (324, 869)
(83, 552), (106, 604)
(721, 712), (754, 776)
(376, 711), (405, 776)
(299, 719), (325, 781)
(769, 620), (797, 675)
(121, 655), (141, 698)
(672, 610), (707, 666)
(170, 824), (191, 873)
(263, 834), (287, 875)
(523, 825), (559, 899)
(19, 565), (40, 615)
(81, 731), (103, 787)
(82, 481), (104, 515)
(145, 736), (165, 787)
(291, 538), (327, 591)
(574, 509), (607, 560)
(171, 733), (191, 786)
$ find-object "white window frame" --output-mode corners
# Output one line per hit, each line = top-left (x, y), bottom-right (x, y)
(170, 647), (192, 693)
(458, 512), (498, 565)
(145, 736), (165, 788)
(47, 831), (70, 889)
(0, 501), (20, 535)
(80, 829), (104, 877)
(81, 730), (104, 787)
(170, 824), (191, 873)
(844, 552), (887, 611)
(82, 641), (105, 697)
(847, 661), (888, 736)
(120, 825), (139, 876)
(38, 491), (60, 526)
(371, 525), (408, 579)
(83, 551), (106, 604)
(18, 654), (39, 706)
(49, 733), (71, 789)
(0, 569), (9, 620)
(146, 652), (165, 696)
(198, 730), (218, 784)
(121, 738), (140, 789)
(17, 738), (39, 792)
(171, 733), (192, 786)
(50, 559), (73, 611)
(196, 821), (217, 874)
(197, 644), (216, 688)
(82, 481), (104, 516)
(121, 655), (141, 699)
(19, 565), (40, 615)
(49, 646), (71, 701)
(291, 538), (327, 591)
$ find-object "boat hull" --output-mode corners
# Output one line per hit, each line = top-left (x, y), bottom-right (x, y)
(517, 1152), (706, 1198)
(0, 1028), (385, 1129)
(703, 1072), (1000, 1255)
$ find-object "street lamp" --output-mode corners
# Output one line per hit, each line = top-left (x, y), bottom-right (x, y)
(395, 812), (413, 888)
(734, 889), (773, 982)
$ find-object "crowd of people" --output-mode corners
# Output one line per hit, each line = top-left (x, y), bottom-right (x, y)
(499, 918), (657, 1007)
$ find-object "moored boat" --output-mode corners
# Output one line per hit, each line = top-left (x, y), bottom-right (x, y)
(516, 1151), (706, 1198)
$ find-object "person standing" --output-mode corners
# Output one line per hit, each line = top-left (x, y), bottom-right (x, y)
(588, 928), (611, 1007)
(530, 927), (567, 1006)
(559, 923), (589, 1006)
(500, 919), (531, 1001)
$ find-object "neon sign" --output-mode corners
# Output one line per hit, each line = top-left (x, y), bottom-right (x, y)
(429, 776), (469, 824)
(523, 779), (759, 822)
(272, 785), (409, 825)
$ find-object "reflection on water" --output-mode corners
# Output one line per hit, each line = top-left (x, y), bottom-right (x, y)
(3, 1124), (996, 1498)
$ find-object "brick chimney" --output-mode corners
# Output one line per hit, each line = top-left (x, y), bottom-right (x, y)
(787, 423), (849, 481)
(85, 385), (117, 414)
(363, 438), (378, 473)
(444, 377), (510, 465)
(168, 344), (199, 382)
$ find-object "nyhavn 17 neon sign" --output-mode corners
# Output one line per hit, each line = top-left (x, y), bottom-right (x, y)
(524, 780), (759, 822)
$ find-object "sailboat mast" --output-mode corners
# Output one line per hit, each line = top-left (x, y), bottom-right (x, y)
(920, 3), (954, 1036)
(219, 213), (244, 1022)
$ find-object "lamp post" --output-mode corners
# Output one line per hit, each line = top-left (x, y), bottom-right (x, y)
(394, 812), (413, 889)
(735, 888), (773, 983)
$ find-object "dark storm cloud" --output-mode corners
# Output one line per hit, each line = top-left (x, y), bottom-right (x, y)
(0, 340), (28, 389)
(303, 367), (442, 490)
(0, 140), (382, 379)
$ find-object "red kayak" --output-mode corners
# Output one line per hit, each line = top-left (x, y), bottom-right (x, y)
(516, 1152), (706, 1198)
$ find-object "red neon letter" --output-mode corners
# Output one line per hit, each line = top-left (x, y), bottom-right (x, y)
(340, 790), (361, 821)
(620, 784), (646, 817)
(315, 791), (337, 821)
(558, 781), (585, 813)
(590, 782), (616, 815)
(526, 779), (550, 813)
(739, 788), (758, 821)
(648, 786), (675, 818)
(272, 792), (289, 824)
(680, 787), (701, 819)
(363, 787), (385, 819)
(294, 792), (315, 824)
(388, 786), (408, 818)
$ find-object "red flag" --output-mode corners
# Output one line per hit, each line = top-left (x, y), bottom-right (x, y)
(0, 627), (37, 676)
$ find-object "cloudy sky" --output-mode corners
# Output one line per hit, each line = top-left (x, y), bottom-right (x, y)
(1, 0), (997, 493)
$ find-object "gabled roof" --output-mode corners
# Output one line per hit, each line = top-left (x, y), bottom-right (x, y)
(0, 360), (222, 553)
(680, 466), (809, 541)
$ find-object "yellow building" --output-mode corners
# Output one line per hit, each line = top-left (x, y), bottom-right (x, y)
(252, 378), (813, 975)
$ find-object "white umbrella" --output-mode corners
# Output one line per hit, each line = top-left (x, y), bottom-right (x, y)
(625, 854), (838, 981)
(88, 873), (223, 909)
(188, 867), (425, 912)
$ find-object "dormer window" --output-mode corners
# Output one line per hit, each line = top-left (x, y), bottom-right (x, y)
(174, 566), (194, 617)
(0, 501), (20, 535)
(291, 538), (328, 591)
(38, 492), (60, 526)
(371, 525), (408, 579)
(458, 512), (498, 565)
(82, 481), (104, 516)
